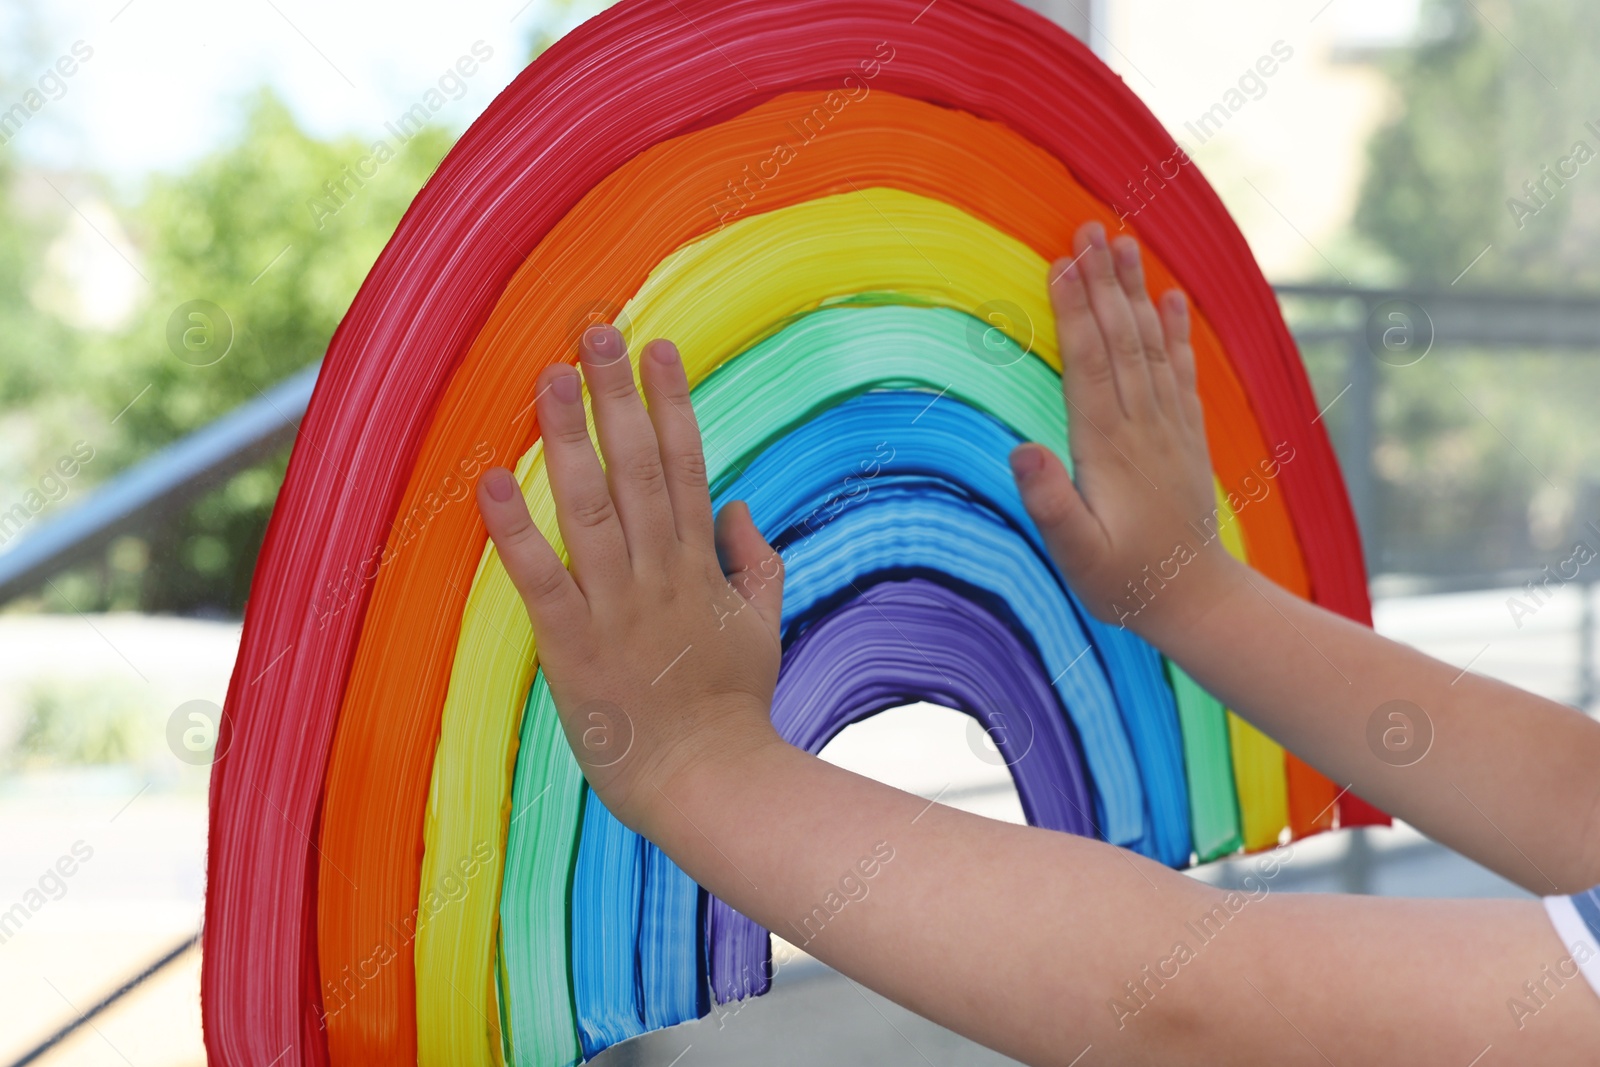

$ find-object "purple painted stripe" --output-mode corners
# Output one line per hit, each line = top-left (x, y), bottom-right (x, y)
(708, 578), (1097, 1004)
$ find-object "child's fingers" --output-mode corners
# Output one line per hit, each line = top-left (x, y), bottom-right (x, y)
(1109, 236), (1167, 357)
(477, 466), (587, 638)
(1050, 249), (1120, 436)
(714, 501), (784, 639)
(1159, 290), (1206, 434)
(1010, 443), (1109, 586)
(578, 324), (677, 569)
(1076, 222), (1155, 418)
(640, 339), (716, 551)
(537, 362), (630, 595)
(1111, 237), (1184, 422)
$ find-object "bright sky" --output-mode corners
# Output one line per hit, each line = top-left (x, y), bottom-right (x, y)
(1327, 0), (1422, 46)
(3, 0), (589, 181)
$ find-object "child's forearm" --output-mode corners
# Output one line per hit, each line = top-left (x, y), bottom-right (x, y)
(651, 725), (1597, 1066)
(1144, 565), (1600, 893)
(651, 726), (1227, 1065)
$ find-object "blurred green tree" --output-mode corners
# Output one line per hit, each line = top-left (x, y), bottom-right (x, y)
(86, 1), (620, 615)
(1356, 0), (1600, 288)
(0, 9), (86, 510)
(1344, 0), (1600, 576)
(91, 91), (453, 614)
(8, 1), (615, 617)
(0, 156), (77, 420)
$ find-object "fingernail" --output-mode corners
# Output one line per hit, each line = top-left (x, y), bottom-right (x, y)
(1115, 239), (1140, 268)
(649, 340), (679, 365)
(484, 467), (516, 502)
(551, 371), (581, 404)
(1010, 445), (1045, 480)
(582, 324), (619, 362)
(1085, 222), (1107, 249)
(1054, 255), (1081, 282)
(1164, 290), (1187, 315)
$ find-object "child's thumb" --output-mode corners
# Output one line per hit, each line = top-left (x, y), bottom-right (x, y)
(1010, 444), (1105, 577)
(715, 500), (784, 636)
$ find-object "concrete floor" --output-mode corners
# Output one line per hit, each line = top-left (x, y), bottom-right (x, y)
(591, 954), (1027, 1067)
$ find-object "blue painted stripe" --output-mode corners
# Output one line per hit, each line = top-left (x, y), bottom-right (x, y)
(569, 792), (644, 1058)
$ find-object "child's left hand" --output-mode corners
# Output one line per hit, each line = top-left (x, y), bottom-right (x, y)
(475, 324), (786, 837)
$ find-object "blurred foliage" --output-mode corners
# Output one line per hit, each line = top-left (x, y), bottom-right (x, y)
(0, 1), (618, 618)
(0, 161), (91, 573)
(1356, 0), (1600, 288)
(1346, 0), (1600, 576)
(1371, 351), (1588, 573)
(8, 677), (147, 769)
(78, 92), (454, 614)
(0, 158), (78, 413)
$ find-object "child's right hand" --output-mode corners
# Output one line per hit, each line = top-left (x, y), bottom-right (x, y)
(1010, 221), (1245, 638)
(475, 326), (787, 840)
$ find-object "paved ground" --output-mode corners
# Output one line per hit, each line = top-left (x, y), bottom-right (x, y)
(0, 584), (1586, 1065)
(592, 952), (1027, 1067)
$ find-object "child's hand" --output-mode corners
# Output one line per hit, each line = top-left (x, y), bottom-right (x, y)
(476, 325), (785, 837)
(1011, 221), (1244, 637)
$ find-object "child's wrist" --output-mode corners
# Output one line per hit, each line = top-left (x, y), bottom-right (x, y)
(622, 701), (787, 841)
(1119, 551), (1251, 649)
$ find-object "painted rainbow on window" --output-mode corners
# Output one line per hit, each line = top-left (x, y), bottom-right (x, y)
(202, 1), (1384, 1063)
